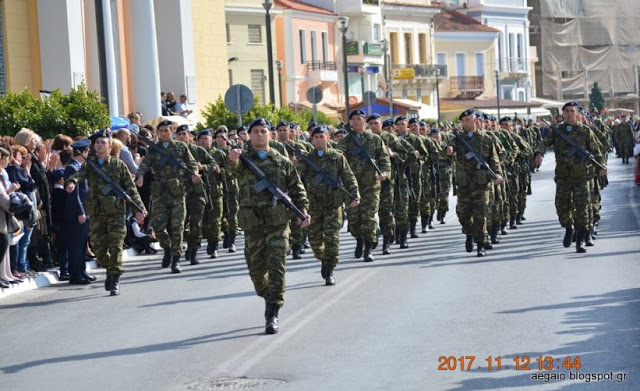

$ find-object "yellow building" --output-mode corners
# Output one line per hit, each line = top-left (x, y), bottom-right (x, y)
(0, 0), (228, 121)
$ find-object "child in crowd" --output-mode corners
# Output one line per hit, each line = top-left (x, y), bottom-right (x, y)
(125, 211), (157, 255)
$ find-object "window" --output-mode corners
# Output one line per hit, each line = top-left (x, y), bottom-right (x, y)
(517, 33), (523, 59)
(475, 52), (484, 76)
(437, 52), (446, 66)
(456, 53), (465, 76)
(299, 29), (306, 64)
(248, 24), (262, 44)
(226, 23), (230, 43)
(418, 33), (427, 64)
(404, 33), (413, 64)
(228, 69), (233, 87)
(390, 32), (399, 65)
(311, 31), (318, 63)
(0, 4), (5, 96)
(250, 69), (265, 104)
(321, 32), (328, 62)
(373, 24), (381, 41)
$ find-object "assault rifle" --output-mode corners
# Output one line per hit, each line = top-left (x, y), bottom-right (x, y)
(405, 164), (417, 201)
(234, 148), (307, 222)
(452, 130), (500, 180)
(284, 143), (357, 201)
(429, 162), (442, 197)
(339, 121), (384, 176)
(82, 155), (145, 213)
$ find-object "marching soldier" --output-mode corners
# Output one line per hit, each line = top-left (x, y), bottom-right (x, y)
(446, 109), (504, 257)
(337, 110), (391, 262)
(214, 127), (239, 252)
(430, 128), (453, 224)
(227, 117), (310, 334)
(65, 131), (146, 296)
(135, 120), (200, 273)
(295, 125), (359, 285)
(414, 119), (442, 233)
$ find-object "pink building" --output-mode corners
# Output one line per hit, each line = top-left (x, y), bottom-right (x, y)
(274, 0), (341, 118)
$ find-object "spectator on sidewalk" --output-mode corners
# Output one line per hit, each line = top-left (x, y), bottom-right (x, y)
(114, 129), (138, 175)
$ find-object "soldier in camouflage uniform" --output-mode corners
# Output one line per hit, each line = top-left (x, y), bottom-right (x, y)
(295, 125), (359, 285)
(66, 132), (145, 296)
(214, 127), (239, 252)
(446, 109), (504, 257)
(135, 120), (200, 273)
(535, 101), (607, 253)
(337, 110), (391, 262)
(227, 117), (310, 334)
(430, 127), (453, 224)
(417, 120), (442, 232)
(614, 115), (635, 164)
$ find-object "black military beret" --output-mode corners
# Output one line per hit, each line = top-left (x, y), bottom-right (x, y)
(157, 120), (173, 128)
(237, 125), (247, 133)
(289, 122), (296, 129)
(499, 116), (512, 123)
(562, 101), (579, 111)
(382, 119), (394, 128)
(248, 118), (270, 132)
(481, 113), (490, 121)
(459, 109), (475, 120)
(198, 129), (213, 138)
(490, 116), (497, 122)
(307, 121), (318, 130)
(408, 117), (419, 125)
(276, 121), (289, 128)
(176, 124), (190, 133)
(70, 139), (91, 151)
(310, 125), (328, 136)
(395, 115), (407, 124)
(349, 109), (366, 119)
(430, 128), (441, 135)
(419, 120), (427, 127)
(89, 128), (111, 141)
(366, 113), (381, 122)
(334, 128), (347, 135)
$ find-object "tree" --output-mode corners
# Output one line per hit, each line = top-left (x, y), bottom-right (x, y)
(589, 82), (606, 114)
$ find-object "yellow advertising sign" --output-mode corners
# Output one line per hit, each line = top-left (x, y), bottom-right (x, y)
(393, 68), (415, 80)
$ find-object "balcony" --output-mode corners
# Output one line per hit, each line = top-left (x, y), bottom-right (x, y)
(499, 57), (529, 80)
(307, 61), (338, 84)
(448, 76), (484, 99)
(338, 0), (380, 15)
(392, 64), (448, 80)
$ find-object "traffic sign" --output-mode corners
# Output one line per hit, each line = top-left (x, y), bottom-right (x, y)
(224, 84), (254, 126)
(306, 86), (323, 104)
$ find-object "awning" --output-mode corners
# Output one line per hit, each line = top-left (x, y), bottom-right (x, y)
(146, 115), (195, 128)
(477, 106), (552, 119)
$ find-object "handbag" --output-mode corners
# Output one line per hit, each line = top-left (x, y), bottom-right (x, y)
(7, 213), (24, 245)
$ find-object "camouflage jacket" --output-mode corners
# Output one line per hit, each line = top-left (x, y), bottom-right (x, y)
(543, 122), (605, 180)
(448, 130), (503, 189)
(136, 139), (198, 198)
(336, 130), (391, 187)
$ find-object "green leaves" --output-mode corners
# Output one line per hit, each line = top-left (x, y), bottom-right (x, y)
(0, 83), (110, 139)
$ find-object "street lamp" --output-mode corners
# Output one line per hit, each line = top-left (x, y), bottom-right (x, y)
(338, 16), (350, 121)
(262, 0), (275, 105)
(275, 60), (283, 108)
(495, 70), (501, 119)
(382, 38), (393, 117)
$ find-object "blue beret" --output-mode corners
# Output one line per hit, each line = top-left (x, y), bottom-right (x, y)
(382, 119), (394, 128)
(70, 139), (91, 150)
(248, 118), (270, 132)
(490, 116), (497, 122)
(366, 113), (381, 122)
(349, 109), (366, 119)
(310, 125), (328, 136)
(419, 120), (427, 127)
(334, 128), (347, 135)
(198, 129), (213, 138)
(430, 128), (441, 135)
(395, 115), (408, 124)
(289, 122), (296, 129)
(499, 117), (512, 123)
(88, 128), (111, 141)
(562, 101), (579, 111)
(481, 114), (490, 120)
(459, 109), (475, 120)
(237, 125), (247, 132)
(176, 124), (190, 133)
(276, 121), (289, 128)
(157, 120), (173, 128)
(307, 121), (318, 130)
(50, 169), (65, 183)
(408, 117), (420, 125)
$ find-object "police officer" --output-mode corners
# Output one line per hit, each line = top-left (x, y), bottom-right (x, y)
(135, 120), (200, 273)
(65, 131), (145, 295)
(446, 109), (504, 257)
(228, 118), (310, 334)
(295, 125), (359, 285)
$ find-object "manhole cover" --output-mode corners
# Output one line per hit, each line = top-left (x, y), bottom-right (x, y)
(186, 377), (285, 390)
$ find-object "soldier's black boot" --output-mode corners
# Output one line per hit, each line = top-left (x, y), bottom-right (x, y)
(104, 274), (113, 292)
(477, 243), (486, 257)
(185, 247), (192, 261)
(320, 263), (327, 279)
(265, 303), (279, 334)
(354, 238), (363, 259)
(465, 235), (473, 253)
(399, 230), (409, 249)
(421, 214), (429, 233)
(382, 235), (391, 255)
(171, 255), (182, 273)
(509, 218), (518, 230)
(162, 248), (172, 268)
(516, 214), (524, 225)
(501, 223), (508, 235)
(228, 233), (236, 253)
(209, 242), (218, 260)
(363, 241), (374, 262)
(584, 229), (594, 247)
(222, 232), (229, 249)
(436, 210), (442, 224)
(563, 226), (574, 248)
(110, 275), (120, 296)
(440, 211), (447, 224)
(292, 244), (302, 260)
(325, 266), (335, 286)
(410, 220), (419, 238)
(428, 213), (435, 229)
(490, 225), (500, 244)
(576, 230), (587, 253)
(191, 247), (200, 265)
(484, 240), (493, 250)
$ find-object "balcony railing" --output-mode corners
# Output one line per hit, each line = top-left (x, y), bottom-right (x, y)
(449, 76), (484, 91)
(393, 64), (448, 78)
(363, 0), (380, 5)
(307, 61), (337, 71)
(499, 57), (528, 74)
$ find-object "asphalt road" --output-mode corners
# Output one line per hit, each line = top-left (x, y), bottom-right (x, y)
(1, 152), (639, 391)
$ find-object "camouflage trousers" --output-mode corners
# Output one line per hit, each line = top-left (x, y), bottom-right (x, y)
(244, 223), (290, 308)
(555, 177), (591, 231)
(289, 216), (304, 248)
(379, 180), (395, 236)
(309, 206), (343, 268)
(394, 177), (410, 230)
(490, 183), (506, 226)
(153, 195), (186, 256)
(436, 168), (452, 213)
(221, 180), (239, 234)
(203, 194), (223, 246)
(407, 165), (422, 220)
(455, 184), (490, 244)
(486, 183), (496, 225)
(347, 182), (381, 243)
(589, 178), (601, 228)
(506, 169), (520, 219)
(90, 213), (126, 276)
(420, 171), (434, 217)
(184, 195), (206, 248)
(517, 171), (530, 216)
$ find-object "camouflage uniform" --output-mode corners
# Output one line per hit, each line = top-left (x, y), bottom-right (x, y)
(419, 136), (442, 231)
(396, 132), (427, 236)
(228, 147), (308, 308)
(201, 146), (226, 256)
(435, 137), (453, 220)
(184, 144), (216, 257)
(296, 148), (359, 270)
(219, 145), (239, 246)
(136, 139), (198, 257)
(68, 155), (144, 276)
(614, 122), (635, 163)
